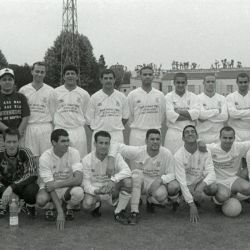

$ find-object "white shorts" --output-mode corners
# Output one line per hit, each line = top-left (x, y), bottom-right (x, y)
(55, 126), (87, 158)
(92, 130), (124, 150)
(217, 176), (239, 191)
(129, 129), (147, 146)
(142, 176), (156, 195)
(164, 128), (183, 154)
(25, 123), (53, 156)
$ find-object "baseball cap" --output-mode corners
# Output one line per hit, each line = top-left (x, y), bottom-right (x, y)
(0, 68), (14, 78)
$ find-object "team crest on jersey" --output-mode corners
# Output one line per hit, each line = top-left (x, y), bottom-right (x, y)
(155, 98), (159, 103)
(137, 100), (141, 104)
(59, 99), (64, 103)
(235, 102), (239, 106)
(203, 103), (207, 107)
(77, 97), (81, 103)
(42, 97), (47, 104)
(212, 154), (217, 158)
(156, 161), (161, 168)
(187, 100), (190, 106)
(97, 103), (102, 106)
(173, 101), (176, 106)
(53, 165), (56, 169)
(116, 101), (120, 106)
(183, 163), (188, 167)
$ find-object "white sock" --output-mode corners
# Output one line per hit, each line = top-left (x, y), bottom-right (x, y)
(114, 191), (131, 214)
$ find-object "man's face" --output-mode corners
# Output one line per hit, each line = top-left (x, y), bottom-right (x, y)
(140, 69), (154, 86)
(53, 136), (70, 154)
(63, 70), (78, 86)
(101, 73), (115, 91)
(146, 133), (161, 151)
(95, 136), (110, 157)
(32, 64), (46, 84)
(174, 76), (187, 95)
(204, 76), (216, 93)
(0, 75), (15, 94)
(4, 134), (19, 156)
(220, 130), (235, 151)
(237, 77), (249, 93)
(182, 127), (198, 144)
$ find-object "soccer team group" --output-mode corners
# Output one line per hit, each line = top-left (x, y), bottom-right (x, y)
(1, 62), (250, 230)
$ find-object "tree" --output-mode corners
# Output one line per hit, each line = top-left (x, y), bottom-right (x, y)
(110, 64), (130, 89)
(0, 49), (8, 68)
(44, 31), (101, 94)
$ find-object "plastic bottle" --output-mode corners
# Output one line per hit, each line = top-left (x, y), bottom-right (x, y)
(9, 198), (19, 227)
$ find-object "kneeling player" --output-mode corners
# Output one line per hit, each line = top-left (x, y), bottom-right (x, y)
(0, 129), (38, 218)
(110, 129), (180, 225)
(36, 129), (84, 230)
(175, 125), (217, 223)
(207, 126), (250, 207)
(82, 131), (132, 225)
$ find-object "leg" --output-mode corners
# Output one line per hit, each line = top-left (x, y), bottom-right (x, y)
(204, 183), (218, 196)
(36, 188), (51, 207)
(130, 170), (144, 213)
(113, 178), (132, 214)
(214, 184), (231, 204)
(82, 193), (99, 211)
(22, 183), (39, 206)
(231, 177), (250, 196)
(63, 186), (84, 208)
(167, 180), (181, 201)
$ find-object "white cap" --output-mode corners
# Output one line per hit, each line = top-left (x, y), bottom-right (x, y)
(0, 68), (14, 78)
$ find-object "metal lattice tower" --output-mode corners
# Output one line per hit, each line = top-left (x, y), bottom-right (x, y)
(61, 0), (80, 82)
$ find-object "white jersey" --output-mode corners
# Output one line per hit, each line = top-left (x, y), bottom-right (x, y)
(54, 85), (90, 129)
(39, 147), (82, 188)
(19, 83), (56, 124)
(82, 151), (131, 195)
(226, 91), (250, 139)
(174, 147), (216, 204)
(86, 89), (129, 131)
(165, 90), (200, 132)
(110, 144), (175, 184)
(197, 93), (228, 143)
(207, 141), (250, 182)
(127, 87), (166, 130)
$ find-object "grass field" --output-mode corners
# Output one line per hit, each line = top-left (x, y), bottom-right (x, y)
(1, 125), (250, 250)
(1, 199), (250, 250)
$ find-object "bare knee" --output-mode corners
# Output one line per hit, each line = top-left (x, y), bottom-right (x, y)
(215, 189), (230, 203)
(205, 183), (218, 196)
(120, 178), (132, 193)
(69, 187), (84, 205)
(36, 189), (50, 207)
(153, 185), (168, 202)
(167, 180), (180, 196)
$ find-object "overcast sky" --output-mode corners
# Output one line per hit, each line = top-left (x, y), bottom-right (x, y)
(1, 0), (250, 70)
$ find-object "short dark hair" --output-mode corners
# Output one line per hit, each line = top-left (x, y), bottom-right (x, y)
(203, 74), (216, 82)
(146, 129), (161, 139)
(94, 131), (111, 143)
(32, 61), (46, 71)
(140, 66), (154, 75)
(182, 125), (197, 138)
(174, 72), (187, 83)
(3, 128), (20, 141)
(63, 64), (78, 75)
(51, 129), (69, 143)
(100, 69), (116, 79)
(219, 126), (235, 138)
(236, 72), (249, 82)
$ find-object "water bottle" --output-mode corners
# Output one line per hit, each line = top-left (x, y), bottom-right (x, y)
(9, 198), (19, 227)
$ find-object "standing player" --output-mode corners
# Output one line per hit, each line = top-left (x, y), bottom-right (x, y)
(0, 128), (38, 218)
(36, 129), (84, 230)
(197, 74), (228, 143)
(226, 72), (250, 141)
(86, 69), (129, 147)
(19, 61), (56, 158)
(0, 68), (30, 149)
(54, 65), (90, 158)
(175, 125), (217, 223)
(207, 126), (250, 206)
(165, 72), (200, 154)
(127, 66), (166, 146)
(82, 131), (132, 225)
(110, 129), (180, 224)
